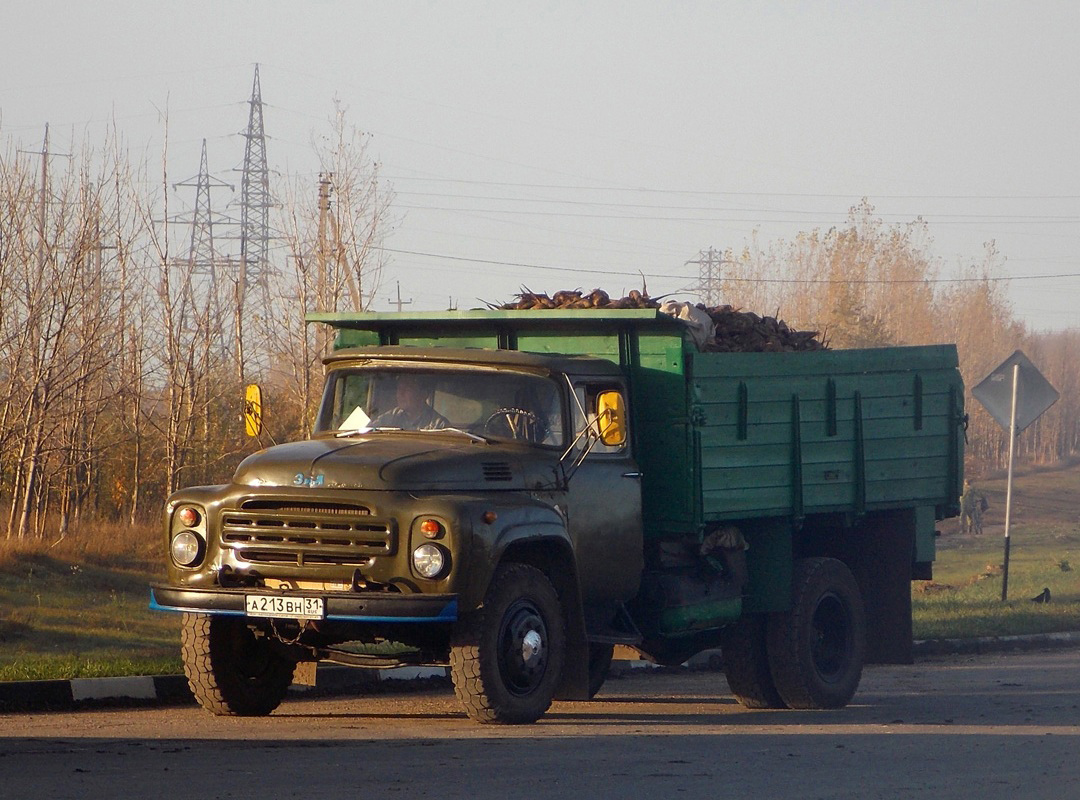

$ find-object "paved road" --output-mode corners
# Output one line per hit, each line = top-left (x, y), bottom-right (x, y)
(2, 650), (1077, 800)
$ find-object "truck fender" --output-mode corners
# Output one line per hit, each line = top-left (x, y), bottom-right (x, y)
(485, 519), (591, 702)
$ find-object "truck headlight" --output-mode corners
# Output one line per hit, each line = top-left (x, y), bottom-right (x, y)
(412, 543), (448, 579)
(171, 531), (204, 567)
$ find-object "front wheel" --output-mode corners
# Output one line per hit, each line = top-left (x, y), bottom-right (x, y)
(181, 613), (296, 716)
(766, 557), (865, 709)
(450, 563), (566, 723)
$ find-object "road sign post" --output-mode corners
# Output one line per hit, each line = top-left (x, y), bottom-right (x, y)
(971, 350), (1059, 602)
(1000, 364), (1019, 603)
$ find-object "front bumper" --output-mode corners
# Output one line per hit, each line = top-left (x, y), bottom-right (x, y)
(150, 584), (458, 623)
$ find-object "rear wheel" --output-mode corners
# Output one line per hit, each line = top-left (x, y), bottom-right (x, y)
(720, 615), (786, 709)
(766, 558), (865, 709)
(181, 613), (295, 716)
(450, 563), (566, 724)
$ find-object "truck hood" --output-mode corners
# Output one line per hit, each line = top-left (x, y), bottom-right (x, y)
(232, 434), (561, 492)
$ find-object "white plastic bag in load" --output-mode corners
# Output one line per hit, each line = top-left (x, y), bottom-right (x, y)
(659, 300), (715, 351)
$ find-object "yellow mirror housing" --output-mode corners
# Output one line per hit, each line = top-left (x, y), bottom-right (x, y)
(596, 390), (626, 447)
(244, 384), (263, 437)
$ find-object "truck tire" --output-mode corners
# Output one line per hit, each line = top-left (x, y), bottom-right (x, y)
(450, 563), (566, 724)
(720, 615), (787, 709)
(181, 612), (296, 717)
(766, 557), (865, 709)
(587, 643), (615, 699)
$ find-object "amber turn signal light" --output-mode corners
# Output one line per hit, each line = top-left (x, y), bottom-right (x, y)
(419, 518), (443, 538)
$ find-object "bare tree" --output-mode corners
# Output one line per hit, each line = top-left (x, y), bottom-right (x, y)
(269, 104), (395, 435)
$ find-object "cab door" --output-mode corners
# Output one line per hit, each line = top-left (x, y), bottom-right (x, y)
(563, 380), (644, 606)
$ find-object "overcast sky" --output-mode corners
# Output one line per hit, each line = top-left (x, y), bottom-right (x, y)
(3, 1), (1078, 330)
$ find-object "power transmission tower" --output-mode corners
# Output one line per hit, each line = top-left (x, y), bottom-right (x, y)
(171, 139), (235, 349)
(17, 124), (71, 271)
(239, 64), (274, 309)
(686, 246), (727, 307)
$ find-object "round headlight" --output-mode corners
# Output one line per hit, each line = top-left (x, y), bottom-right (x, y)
(171, 531), (204, 567)
(412, 543), (447, 579)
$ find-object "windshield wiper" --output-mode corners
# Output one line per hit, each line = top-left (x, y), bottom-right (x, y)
(334, 426), (400, 438)
(335, 425), (489, 443)
(428, 426), (490, 443)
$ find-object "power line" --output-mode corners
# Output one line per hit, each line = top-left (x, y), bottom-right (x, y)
(377, 245), (1080, 284)
(383, 175), (1080, 201)
(391, 190), (1080, 217)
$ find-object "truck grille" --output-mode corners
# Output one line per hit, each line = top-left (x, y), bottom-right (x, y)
(220, 501), (395, 567)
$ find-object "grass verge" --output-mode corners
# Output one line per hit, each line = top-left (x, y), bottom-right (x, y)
(0, 524), (183, 681)
(912, 462), (1080, 639)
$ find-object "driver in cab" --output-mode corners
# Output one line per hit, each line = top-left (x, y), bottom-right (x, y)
(373, 375), (448, 430)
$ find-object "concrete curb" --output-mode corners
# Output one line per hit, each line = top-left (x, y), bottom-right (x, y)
(0, 665), (448, 714)
(912, 629), (1080, 657)
(3, 632), (1078, 714)
(0, 674), (194, 713)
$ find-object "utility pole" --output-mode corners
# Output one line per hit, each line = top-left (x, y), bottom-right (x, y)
(390, 281), (413, 312)
(686, 246), (727, 307)
(316, 173), (333, 310)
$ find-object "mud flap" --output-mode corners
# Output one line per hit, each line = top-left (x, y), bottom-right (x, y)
(553, 590), (591, 701)
(851, 510), (915, 665)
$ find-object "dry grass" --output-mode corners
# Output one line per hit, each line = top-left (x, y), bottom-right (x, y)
(0, 519), (163, 574)
(0, 519), (180, 681)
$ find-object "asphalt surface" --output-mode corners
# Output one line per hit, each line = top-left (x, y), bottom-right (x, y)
(1, 649), (1078, 800)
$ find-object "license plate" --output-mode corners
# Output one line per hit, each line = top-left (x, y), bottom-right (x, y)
(245, 595), (325, 619)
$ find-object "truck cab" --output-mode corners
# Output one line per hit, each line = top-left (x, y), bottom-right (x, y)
(154, 343), (648, 722)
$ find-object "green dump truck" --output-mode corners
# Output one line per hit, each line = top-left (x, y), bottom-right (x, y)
(151, 309), (965, 723)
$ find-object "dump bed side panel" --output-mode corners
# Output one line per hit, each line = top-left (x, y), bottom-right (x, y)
(689, 345), (964, 522)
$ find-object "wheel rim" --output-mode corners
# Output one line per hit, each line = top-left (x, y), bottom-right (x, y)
(810, 592), (850, 682)
(497, 598), (549, 696)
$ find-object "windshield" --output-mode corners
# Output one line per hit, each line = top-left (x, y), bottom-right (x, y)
(315, 366), (565, 446)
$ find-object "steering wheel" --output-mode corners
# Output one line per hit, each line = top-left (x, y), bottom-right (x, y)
(484, 407), (542, 441)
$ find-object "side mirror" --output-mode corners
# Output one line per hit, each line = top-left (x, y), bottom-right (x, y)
(244, 384), (263, 437)
(596, 390), (627, 447)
